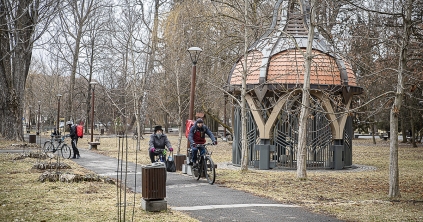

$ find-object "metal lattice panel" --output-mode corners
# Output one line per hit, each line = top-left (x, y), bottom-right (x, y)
(273, 94), (334, 169)
(232, 106), (257, 166)
(343, 116), (353, 167)
(232, 93), (354, 169)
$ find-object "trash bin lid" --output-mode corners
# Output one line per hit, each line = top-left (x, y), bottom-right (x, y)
(143, 162), (165, 169)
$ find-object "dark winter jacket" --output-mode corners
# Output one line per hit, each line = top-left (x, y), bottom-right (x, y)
(149, 133), (172, 153)
(69, 125), (78, 140)
(188, 121), (216, 146)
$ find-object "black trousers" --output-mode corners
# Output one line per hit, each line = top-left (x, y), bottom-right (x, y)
(149, 149), (165, 163)
(71, 137), (79, 157)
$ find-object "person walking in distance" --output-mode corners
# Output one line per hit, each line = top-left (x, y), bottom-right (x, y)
(67, 121), (80, 159)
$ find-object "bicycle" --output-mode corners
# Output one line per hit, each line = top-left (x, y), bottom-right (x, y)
(190, 143), (216, 185)
(43, 134), (72, 159)
(154, 148), (168, 163)
(151, 148), (172, 180)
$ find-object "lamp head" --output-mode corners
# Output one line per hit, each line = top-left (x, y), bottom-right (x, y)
(187, 47), (203, 64)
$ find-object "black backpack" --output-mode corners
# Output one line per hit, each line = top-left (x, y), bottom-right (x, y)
(70, 125), (77, 137)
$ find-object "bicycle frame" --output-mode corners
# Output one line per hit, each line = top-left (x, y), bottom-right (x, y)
(154, 149), (167, 162)
(191, 143), (216, 184)
(43, 134), (71, 159)
(48, 135), (64, 152)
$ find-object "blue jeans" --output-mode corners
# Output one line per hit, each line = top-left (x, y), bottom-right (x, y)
(191, 145), (205, 163)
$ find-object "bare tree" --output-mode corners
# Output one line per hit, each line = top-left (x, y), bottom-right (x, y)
(342, 0), (422, 198)
(55, 0), (100, 122)
(0, 0), (59, 141)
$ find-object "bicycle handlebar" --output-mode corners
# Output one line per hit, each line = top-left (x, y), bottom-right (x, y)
(195, 143), (214, 147)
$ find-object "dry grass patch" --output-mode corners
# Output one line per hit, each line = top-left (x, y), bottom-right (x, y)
(4, 135), (421, 221)
(0, 152), (197, 221)
(215, 139), (423, 222)
(0, 139), (14, 148)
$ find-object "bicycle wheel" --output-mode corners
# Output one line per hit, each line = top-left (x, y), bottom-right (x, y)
(204, 156), (216, 185)
(60, 144), (72, 159)
(195, 157), (203, 180)
(43, 141), (53, 153)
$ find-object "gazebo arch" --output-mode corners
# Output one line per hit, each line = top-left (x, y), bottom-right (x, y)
(228, 0), (362, 169)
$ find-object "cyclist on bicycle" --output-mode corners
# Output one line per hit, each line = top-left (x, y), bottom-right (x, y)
(148, 125), (173, 163)
(188, 118), (217, 168)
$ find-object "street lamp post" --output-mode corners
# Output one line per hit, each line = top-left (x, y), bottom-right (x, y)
(186, 47), (202, 154)
(37, 101), (41, 136)
(28, 105), (32, 133)
(90, 82), (97, 148)
(56, 94), (62, 135)
(187, 47), (203, 121)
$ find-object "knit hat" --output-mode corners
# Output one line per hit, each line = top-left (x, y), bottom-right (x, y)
(196, 118), (204, 123)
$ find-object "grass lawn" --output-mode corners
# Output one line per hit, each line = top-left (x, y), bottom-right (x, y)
(1, 135), (422, 221)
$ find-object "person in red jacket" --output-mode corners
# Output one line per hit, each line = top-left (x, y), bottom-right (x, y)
(188, 118), (217, 167)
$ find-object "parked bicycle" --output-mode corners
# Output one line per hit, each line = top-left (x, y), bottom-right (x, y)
(43, 134), (72, 159)
(190, 143), (216, 184)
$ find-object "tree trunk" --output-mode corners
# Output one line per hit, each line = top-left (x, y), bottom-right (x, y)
(66, 27), (83, 122)
(411, 110), (416, 147)
(296, 0), (315, 180)
(0, 1), (36, 141)
(400, 97), (407, 143)
(389, 0), (413, 199)
(371, 122), (376, 144)
(240, 0), (249, 172)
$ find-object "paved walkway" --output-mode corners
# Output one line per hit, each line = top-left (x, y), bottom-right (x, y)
(1, 146), (343, 222)
(73, 148), (342, 221)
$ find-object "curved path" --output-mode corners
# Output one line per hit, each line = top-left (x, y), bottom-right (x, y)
(72, 148), (342, 222)
(1, 143), (342, 222)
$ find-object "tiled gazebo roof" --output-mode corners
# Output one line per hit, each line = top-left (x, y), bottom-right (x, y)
(228, 2), (361, 93)
(229, 49), (357, 86)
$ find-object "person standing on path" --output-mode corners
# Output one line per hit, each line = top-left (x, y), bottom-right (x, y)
(67, 121), (80, 159)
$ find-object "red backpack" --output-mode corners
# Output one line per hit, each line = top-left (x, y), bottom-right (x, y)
(185, 120), (195, 138)
(76, 124), (84, 138)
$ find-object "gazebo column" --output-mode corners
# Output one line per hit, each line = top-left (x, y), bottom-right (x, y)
(245, 94), (287, 169)
(315, 92), (352, 169)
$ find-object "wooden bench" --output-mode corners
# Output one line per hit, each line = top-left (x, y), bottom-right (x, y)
(89, 142), (100, 150)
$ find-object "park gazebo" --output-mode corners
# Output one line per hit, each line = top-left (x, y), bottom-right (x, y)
(228, 0), (363, 170)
